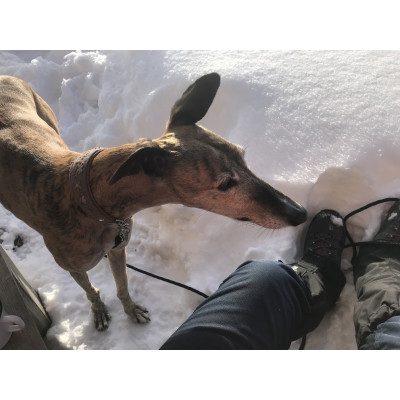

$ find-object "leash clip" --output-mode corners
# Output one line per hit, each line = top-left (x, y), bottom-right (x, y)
(116, 219), (131, 242)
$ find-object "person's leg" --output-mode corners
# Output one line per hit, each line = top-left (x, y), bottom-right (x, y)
(353, 245), (400, 349)
(353, 200), (400, 349)
(161, 209), (346, 350)
(161, 260), (310, 350)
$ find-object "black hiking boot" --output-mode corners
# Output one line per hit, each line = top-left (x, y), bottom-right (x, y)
(292, 209), (346, 336)
(374, 200), (400, 245)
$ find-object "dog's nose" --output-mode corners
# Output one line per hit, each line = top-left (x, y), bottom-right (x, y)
(290, 208), (307, 226)
(289, 207), (308, 226)
(283, 202), (308, 226)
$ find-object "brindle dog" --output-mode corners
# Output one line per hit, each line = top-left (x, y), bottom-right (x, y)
(0, 73), (307, 330)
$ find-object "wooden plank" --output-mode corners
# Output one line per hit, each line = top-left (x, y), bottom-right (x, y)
(0, 244), (50, 350)
(0, 245), (51, 335)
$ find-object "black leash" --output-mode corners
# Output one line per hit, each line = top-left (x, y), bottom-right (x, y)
(343, 197), (400, 263)
(299, 196), (400, 350)
(125, 262), (209, 299)
(103, 254), (209, 298)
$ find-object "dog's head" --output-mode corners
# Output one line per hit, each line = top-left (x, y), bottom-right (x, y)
(110, 73), (307, 229)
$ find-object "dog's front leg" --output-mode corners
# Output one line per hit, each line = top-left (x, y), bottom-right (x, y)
(69, 271), (111, 331)
(107, 246), (150, 324)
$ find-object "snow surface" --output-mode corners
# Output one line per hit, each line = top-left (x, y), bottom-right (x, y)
(1, 50), (400, 350)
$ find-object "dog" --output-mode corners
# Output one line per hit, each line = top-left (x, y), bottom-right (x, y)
(0, 73), (307, 330)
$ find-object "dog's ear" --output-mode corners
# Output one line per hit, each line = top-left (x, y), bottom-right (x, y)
(167, 72), (220, 129)
(109, 145), (174, 184)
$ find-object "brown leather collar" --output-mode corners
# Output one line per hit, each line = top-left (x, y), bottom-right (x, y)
(69, 148), (115, 223)
(69, 148), (132, 246)
(69, 148), (132, 244)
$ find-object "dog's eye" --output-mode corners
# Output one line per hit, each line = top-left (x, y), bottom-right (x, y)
(217, 178), (237, 192)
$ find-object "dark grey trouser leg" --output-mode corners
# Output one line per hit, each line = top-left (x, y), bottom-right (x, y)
(160, 260), (310, 350)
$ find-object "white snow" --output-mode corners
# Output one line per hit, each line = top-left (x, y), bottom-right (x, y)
(1, 50), (400, 350)
(331, 215), (344, 227)
(388, 212), (398, 221)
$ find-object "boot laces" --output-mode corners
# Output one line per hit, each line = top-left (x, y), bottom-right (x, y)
(308, 234), (335, 256)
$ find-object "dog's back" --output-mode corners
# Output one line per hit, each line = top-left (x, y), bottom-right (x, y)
(0, 76), (72, 228)
(0, 75), (59, 132)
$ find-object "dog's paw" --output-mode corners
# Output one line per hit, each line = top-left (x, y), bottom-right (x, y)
(92, 303), (111, 331)
(125, 303), (151, 324)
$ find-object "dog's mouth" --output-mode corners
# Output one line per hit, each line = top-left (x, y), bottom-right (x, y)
(237, 217), (252, 222)
(235, 211), (306, 229)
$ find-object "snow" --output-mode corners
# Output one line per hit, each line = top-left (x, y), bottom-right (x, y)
(1, 50), (400, 351)
(331, 215), (344, 227)
(388, 212), (398, 221)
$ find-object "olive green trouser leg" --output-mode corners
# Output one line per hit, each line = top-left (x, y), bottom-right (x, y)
(353, 244), (400, 348)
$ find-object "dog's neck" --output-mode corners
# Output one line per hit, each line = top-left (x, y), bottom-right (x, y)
(76, 146), (177, 221)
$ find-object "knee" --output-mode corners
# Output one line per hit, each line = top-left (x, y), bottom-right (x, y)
(235, 260), (303, 292)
